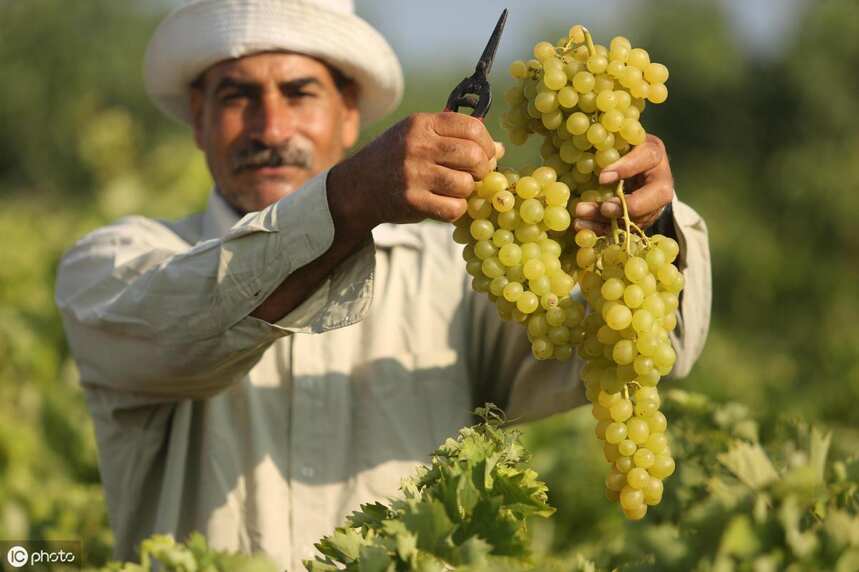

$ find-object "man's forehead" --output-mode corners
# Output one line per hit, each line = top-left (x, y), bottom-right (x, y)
(201, 51), (335, 85)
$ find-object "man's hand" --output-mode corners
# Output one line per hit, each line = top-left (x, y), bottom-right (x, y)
(327, 112), (497, 236)
(574, 134), (674, 236)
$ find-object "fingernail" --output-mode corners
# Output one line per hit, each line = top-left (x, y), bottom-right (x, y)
(575, 202), (594, 217)
(599, 171), (619, 184)
(601, 203), (621, 218)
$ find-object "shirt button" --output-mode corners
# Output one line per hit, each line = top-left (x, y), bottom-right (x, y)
(300, 466), (316, 478)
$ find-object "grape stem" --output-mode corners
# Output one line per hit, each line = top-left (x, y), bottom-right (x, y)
(614, 180), (651, 251)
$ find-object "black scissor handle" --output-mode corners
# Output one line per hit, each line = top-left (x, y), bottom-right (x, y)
(444, 75), (492, 119)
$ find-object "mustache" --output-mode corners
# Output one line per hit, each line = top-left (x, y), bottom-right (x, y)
(231, 140), (314, 173)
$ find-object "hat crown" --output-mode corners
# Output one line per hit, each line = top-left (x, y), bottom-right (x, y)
(183, 0), (354, 15)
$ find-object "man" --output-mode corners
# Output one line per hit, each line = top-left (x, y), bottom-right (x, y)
(55, 1), (711, 570)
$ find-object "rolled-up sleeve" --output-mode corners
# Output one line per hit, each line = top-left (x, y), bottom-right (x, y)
(55, 171), (375, 400)
(471, 197), (712, 423)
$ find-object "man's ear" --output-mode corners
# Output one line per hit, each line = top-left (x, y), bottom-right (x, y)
(189, 84), (206, 150)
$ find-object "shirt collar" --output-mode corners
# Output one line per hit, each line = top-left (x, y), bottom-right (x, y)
(200, 188), (423, 250)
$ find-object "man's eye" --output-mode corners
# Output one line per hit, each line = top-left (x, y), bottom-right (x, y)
(221, 92), (247, 103)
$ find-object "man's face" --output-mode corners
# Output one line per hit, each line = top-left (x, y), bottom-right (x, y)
(190, 52), (360, 214)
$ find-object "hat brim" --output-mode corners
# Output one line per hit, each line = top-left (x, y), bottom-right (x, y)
(144, 0), (404, 127)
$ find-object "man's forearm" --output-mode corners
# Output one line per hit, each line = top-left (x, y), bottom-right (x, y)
(249, 164), (371, 323)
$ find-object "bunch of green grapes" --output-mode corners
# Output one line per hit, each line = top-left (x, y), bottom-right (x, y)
(574, 221), (682, 520)
(501, 25), (669, 202)
(452, 165), (585, 360)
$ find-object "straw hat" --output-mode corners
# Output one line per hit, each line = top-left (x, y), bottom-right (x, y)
(144, 0), (404, 126)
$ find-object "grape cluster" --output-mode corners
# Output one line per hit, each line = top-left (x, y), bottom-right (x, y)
(450, 23), (679, 520)
(575, 227), (682, 519)
(501, 25), (669, 200)
(452, 165), (585, 361)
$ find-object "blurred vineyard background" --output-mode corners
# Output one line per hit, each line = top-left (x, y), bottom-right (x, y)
(1, 0), (858, 569)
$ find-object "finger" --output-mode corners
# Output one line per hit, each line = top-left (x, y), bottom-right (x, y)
(494, 141), (506, 161)
(623, 183), (674, 219)
(598, 136), (664, 184)
(433, 112), (496, 160)
(575, 201), (611, 223)
(574, 218), (611, 236)
(435, 137), (492, 180)
(420, 193), (468, 223)
(429, 165), (476, 199)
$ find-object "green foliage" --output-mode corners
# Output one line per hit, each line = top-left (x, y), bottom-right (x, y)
(305, 405), (555, 571)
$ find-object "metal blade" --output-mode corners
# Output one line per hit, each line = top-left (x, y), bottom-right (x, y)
(475, 8), (508, 77)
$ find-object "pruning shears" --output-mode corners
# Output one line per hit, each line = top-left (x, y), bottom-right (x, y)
(443, 8), (508, 120)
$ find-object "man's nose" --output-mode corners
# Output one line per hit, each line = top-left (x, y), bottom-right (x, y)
(248, 92), (296, 146)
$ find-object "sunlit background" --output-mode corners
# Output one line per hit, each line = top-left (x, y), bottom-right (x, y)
(1, 0), (858, 568)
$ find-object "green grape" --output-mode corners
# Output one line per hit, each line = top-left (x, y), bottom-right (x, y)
(566, 112), (590, 135)
(620, 486), (644, 510)
(530, 274), (552, 296)
(605, 422), (628, 444)
(467, 196), (492, 219)
(627, 48), (651, 69)
(481, 257), (505, 279)
(612, 339), (636, 365)
(534, 91), (559, 113)
(533, 41), (557, 62)
(578, 91), (598, 113)
(627, 417), (650, 445)
(576, 247), (597, 268)
(601, 278), (625, 301)
(643, 477), (663, 505)
(532, 338), (555, 360)
(509, 59), (529, 78)
(633, 355), (655, 376)
(587, 123), (609, 146)
(596, 90), (617, 112)
(472, 276), (491, 292)
(587, 54), (609, 74)
(606, 471), (626, 492)
(548, 325), (571, 345)
(489, 276), (509, 297)
(520, 198), (545, 224)
(624, 504), (647, 520)
(470, 219), (494, 241)
(650, 455), (675, 479)
(492, 228), (515, 248)
(615, 455), (634, 475)
(515, 223), (542, 243)
(516, 291), (540, 314)
(609, 398), (633, 422)
(648, 83), (668, 104)
(452, 225), (471, 244)
(521, 242), (542, 261)
(542, 109), (564, 130)
(482, 171), (509, 195)
(633, 448), (655, 469)
(644, 62), (669, 84)
(624, 256), (648, 282)
(540, 292), (560, 310)
(557, 86), (579, 108)
(515, 176), (541, 199)
(575, 229), (598, 248)
(623, 284), (645, 308)
(544, 206), (571, 231)
(645, 433), (668, 454)
(626, 467), (650, 489)
(491, 190), (515, 213)
(598, 390), (621, 407)
(503, 281), (524, 302)
(497, 209), (521, 230)
(543, 69), (567, 90)
(532, 166), (558, 187)
(606, 60), (625, 78)
(597, 325), (621, 345)
(609, 35), (631, 53)
(523, 258), (546, 280)
(498, 243), (523, 267)
(576, 153), (596, 174)
(605, 304), (633, 331)
(474, 240), (497, 260)
(572, 70), (595, 93)
(544, 181), (571, 206)
(618, 439), (637, 457)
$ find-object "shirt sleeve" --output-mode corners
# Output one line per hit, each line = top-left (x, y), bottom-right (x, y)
(468, 196), (712, 424)
(55, 170), (375, 402)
